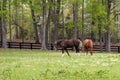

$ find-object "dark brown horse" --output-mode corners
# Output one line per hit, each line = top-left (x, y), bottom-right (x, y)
(54, 39), (82, 56)
(83, 39), (93, 55)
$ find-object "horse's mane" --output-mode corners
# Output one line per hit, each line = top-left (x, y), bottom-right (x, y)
(54, 39), (64, 45)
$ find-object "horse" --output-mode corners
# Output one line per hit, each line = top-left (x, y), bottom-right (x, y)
(83, 39), (93, 55)
(54, 39), (82, 56)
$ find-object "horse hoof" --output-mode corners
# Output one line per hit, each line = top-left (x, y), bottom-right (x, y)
(62, 54), (64, 57)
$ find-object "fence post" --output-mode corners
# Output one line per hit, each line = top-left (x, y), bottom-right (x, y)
(20, 43), (22, 49)
(30, 43), (32, 49)
(8, 42), (11, 48)
(118, 46), (120, 53)
(0, 41), (2, 47)
(51, 43), (54, 50)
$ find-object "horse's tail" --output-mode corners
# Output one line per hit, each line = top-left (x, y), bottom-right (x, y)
(78, 40), (82, 50)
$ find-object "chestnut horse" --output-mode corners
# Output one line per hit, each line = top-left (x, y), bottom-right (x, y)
(54, 39), (82, 56)
(83, 39), (93, 55)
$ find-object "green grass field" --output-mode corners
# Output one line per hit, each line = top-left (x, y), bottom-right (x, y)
(0, 49), (120, 80)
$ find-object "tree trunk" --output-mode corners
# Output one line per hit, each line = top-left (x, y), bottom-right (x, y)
(9, 0), (12, 41)
(61, 3), (65, 39)
(30, 1), (39, 43)
(81, 0), (84, 51)
(0, 0), (7, 48)
(45, 0), (53, 48)
(98, 24), (103, 52)
(41, 0), (47, 50)
(73, 1), (78, 39)
(53, 0), (61, 41)
(14, 0), (19, 39)
(113, 1), (119, 43)
(105, 0), (111, 52)
(21, 1), (24, 42)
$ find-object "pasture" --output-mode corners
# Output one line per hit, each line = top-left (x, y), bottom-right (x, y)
(0, 49), (120, 80)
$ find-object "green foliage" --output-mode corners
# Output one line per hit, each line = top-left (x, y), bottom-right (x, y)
(64, 20), (74, 38)
(0, 0), (119, 42)
(86, 0), (108, 28)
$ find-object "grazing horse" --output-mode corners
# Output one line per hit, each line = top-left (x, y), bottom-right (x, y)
(54, 39), (82, 56)
(83, 39), (93, 55)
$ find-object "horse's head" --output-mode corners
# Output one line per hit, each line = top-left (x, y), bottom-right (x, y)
(73, 39), (82, 50)
(54, 41), (58, 50)
(54, 39), (64, 50)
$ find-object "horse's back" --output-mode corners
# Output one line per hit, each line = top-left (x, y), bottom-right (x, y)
(73, 39), (81, 45)
(84, 39), (93, 48)
(55, 39), (82, 48)
(54, 39), (64, 48)
(60, 39), (80, 48)
(62, 39), (74, 47)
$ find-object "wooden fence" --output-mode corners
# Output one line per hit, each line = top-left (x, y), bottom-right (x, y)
(93, 45), (120, 52)
(0, 41), (119, 53)
(7, 42), (54, 50)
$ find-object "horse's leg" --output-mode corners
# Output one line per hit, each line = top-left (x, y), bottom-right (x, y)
(77, 46), (80, 56)
(85, 47), (88, 56)
(75, 47), (80, 56)
(65, 48), (70, 56)
(78, 49), (80, 56)
(62, 47), (65, 57)
(75, 46), (78, 55)
(90, 47), (93, 55)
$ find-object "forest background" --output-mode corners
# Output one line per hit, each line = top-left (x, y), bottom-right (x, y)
(0, 0), (120, 51)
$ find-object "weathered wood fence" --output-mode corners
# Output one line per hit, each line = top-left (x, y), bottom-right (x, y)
(7, 42), (54, 50)
(0, 41), (119, 53)
(93, 45), (120, 53)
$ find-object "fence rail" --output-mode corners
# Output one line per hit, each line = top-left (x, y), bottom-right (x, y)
(93, 45), (120, 52)
(7, 42), (42, 49)
(0, 41), (119, 53)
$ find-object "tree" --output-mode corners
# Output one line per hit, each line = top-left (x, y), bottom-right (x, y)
(8, 0), (12, 41)
(90, 0), (107, 52)
(53, 0), (61, 41)
(46, 0), (52, 46)
(81, 0), (84, 51)
(14, 0), (19, 39)
(73, 0), (78, 39)
(41, 0), (47, 50)
(29, 0), (39, 43)
(0, 0), (7, 48)
(105, 0), (111, 52)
